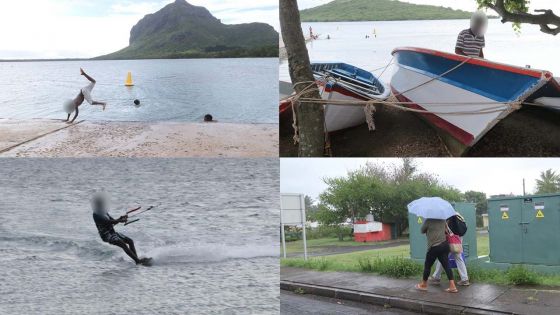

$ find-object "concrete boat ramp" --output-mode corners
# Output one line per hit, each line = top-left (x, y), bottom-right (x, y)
(0, 119), (278, 157)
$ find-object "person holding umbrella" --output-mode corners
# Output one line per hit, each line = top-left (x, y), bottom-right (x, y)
(408, 197), (458, 293)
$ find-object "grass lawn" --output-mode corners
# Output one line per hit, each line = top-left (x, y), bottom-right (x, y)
(281, 237), (404, 255)
(281, 234), (560, 286)
(478, 234), (489, 256)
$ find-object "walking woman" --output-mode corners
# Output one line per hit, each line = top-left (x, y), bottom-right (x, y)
(416, 218), (458, 293)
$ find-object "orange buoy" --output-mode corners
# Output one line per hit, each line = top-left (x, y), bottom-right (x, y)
(125, 72), (134, 86)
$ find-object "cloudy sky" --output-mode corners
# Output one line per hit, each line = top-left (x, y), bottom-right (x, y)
(281, 158), (560, 200)
(0, 0), (278, 59)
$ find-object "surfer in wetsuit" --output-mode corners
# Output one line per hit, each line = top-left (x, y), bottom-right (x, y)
(64, 68), (107, 124)
(91, 192), (147, 265)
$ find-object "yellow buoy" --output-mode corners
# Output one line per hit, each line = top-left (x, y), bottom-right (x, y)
(125, 72), (134, 86)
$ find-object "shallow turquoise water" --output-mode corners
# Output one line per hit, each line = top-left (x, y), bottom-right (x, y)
(0, 58), (278, 123)
(280, 19), (560, 82)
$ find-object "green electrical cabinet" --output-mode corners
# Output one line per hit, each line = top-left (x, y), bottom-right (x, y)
(488, 193), (560, 265)
(408, 202), (478, 261)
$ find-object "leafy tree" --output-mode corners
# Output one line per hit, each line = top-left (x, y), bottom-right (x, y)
(535, 169), (560, 194)
(464, 190), (488, 227)
(317, 159), (462, 236)
(476, 0), (560, 35)
(464, 190), (488, 216)
(304, 195), (320, 221)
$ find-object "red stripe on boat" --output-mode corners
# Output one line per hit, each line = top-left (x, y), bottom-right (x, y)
(279, 99), (292, 114)
(391, 87), (474, 146)
(321, 82), (370, 101)
(392, 47), (544, 79)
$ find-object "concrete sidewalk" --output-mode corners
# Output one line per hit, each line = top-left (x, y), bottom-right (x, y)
(281, 267), (560, 315)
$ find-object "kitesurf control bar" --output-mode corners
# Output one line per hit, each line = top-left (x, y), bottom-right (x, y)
(128, 206), (154, 218)
(124, 219), (140, 226)
(122, 206), (155, 226)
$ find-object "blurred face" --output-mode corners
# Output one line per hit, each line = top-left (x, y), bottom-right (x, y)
(92, 193), (109, 215)
(471, 17), (488, 37)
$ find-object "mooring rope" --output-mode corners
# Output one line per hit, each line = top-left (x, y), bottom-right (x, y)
(285, 56), (532, 145)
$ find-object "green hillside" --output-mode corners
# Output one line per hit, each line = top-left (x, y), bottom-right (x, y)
(300, 0), (473, 22)
(98, 0), (278, 60)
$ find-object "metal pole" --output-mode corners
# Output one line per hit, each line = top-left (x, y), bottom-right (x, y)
(523, 178), (526, 196)
(281, 223), (287, 259)
(280, 197), (287, 259)
(300, 194), (308, 260)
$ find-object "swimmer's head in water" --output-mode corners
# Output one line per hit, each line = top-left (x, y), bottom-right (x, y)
(134, 99), (140, 106)
(63, 99), (75, 114)
(204, 114), (213, 122)
(91, 191), (109, 216)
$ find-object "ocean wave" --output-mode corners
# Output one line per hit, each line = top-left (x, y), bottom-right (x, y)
(0, 234), (115, 260)
(147, 243), (278, 265)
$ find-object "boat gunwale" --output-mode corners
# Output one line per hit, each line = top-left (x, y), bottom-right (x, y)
(391, 47), (552, 79)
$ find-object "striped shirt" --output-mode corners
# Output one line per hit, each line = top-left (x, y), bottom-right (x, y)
(456, 29), (485, 57)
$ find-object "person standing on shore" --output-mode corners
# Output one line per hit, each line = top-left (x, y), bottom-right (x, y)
(416, 218), (458, 293)
(64, 68), (107, 123)
(455, 11), (488, 58)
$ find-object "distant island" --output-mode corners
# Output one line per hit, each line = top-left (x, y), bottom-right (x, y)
(300, 0), (475, 22)
(97, 0), (278, 60)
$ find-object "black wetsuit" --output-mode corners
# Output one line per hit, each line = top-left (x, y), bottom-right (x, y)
(93, 212), (139, 263)
(93, 213), (129, 245)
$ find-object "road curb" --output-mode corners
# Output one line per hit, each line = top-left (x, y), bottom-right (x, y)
(281, 280), (517, 315)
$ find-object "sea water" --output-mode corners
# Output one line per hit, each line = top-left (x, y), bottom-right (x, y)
(280, 19), (560, 82)
(0, 58), (278, 123)
(0, 158), (279, 314)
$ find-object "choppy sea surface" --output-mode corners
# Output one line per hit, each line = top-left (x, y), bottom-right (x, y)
(0, 58), (278, 123)
(0, 158), (279, 314)
(280, 19), (560, 82)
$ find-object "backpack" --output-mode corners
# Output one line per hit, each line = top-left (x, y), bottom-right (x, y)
(448, 214), (467, 237)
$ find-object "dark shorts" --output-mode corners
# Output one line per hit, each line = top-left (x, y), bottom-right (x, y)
(104, 232), (130, 245)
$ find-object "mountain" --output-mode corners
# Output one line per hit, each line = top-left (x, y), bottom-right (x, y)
(98, 0), (278, 59)
(300, 0), (474, 22)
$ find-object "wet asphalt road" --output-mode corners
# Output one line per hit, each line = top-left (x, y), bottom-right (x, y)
(281, 291), (419, 314)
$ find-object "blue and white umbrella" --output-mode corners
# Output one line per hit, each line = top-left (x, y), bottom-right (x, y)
(407, 197), (456, 220)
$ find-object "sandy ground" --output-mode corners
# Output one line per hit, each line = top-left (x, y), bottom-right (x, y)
(0, 119), (278, 157)
(280, 106), (560, 157)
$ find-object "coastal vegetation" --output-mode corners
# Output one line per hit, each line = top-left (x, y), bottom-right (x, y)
(300, 0), (474, 22)
(98, 0), (278, 60)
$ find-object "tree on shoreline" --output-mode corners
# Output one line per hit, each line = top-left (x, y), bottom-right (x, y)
(477, 0), (560, 35)
(280, 0), (325, 156)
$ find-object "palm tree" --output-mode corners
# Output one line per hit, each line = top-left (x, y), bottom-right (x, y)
(535, 169), (560, 194)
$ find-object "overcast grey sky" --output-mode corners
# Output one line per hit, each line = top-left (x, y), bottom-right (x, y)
(281, 158), (560, 200)
(0, 0), (278, 59)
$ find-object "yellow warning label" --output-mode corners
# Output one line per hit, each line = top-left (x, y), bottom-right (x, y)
(502, 212), (509, 220)
(417, 217), (422, 224)
(536, 210), (544, 218)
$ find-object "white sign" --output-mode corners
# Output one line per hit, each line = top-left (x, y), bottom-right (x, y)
(354, 222), (382, 233)
(281, 194), (306, 225)
(280, 193), (307, 260)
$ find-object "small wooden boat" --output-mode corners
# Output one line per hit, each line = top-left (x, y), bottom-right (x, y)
(391, 47), (560, 155)
(280, 62), (390, 132)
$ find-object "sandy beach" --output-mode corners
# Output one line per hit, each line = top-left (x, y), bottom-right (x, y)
(0, 119), (278, 157)
(280, 106), (560, 157)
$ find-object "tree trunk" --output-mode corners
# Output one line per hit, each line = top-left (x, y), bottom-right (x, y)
(279, 0), (325, 157)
